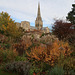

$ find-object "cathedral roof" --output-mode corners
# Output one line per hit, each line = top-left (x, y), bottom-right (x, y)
(30, 26), (37, 29)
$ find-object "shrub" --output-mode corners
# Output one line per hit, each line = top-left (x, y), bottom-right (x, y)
(26, 40), (71, 75)
(40, 34), (57, 44)
(0, 69), (18, 75)
(14, 38), (32, 56)
(27, 40), (71, 66)
(15, 56), (27, 61)
(64, 32), (75, 57)
(65, 32), (75, 51)
(57, 54), (75, 75)
(40, 33), (45, 38)
(3, 61), (31, 75)
(49, 66), (64, 75)
(0, 34), (11, 49)
(0, 48), (18, 63)
(63, 64), (75, 75)
(29, 62), (51, 75)
(69, 69), (75, 75)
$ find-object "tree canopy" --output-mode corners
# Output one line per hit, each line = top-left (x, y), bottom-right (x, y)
(0, 11), (23, 39)
(66, 4), (75, 24)
(52, 19), (72, 40)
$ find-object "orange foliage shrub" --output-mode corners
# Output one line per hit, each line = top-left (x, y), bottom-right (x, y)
(26, 40), (71, 66)
(14, 38), (32, 56)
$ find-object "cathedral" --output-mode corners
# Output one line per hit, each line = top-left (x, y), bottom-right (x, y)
(16, 3), (50, 33)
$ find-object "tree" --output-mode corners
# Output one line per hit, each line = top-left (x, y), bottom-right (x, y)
(65, 32), (75, 51)
(0, 11), (12, 34)
(52, 19), (72, 40)
(66, 4), (75, 24)
(0, 11), (23, 39)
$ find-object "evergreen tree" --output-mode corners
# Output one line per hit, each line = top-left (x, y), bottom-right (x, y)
(66, 4), (75, 24)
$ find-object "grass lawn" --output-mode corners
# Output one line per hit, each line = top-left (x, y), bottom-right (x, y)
(0, 69), (18, 75)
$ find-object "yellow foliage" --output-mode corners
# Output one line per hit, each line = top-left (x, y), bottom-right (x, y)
(2, 24), (6, 31)
(0, 11), (22, 38)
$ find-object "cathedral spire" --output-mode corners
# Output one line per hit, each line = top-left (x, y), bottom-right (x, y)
(36, 2), (42, 21)
(38, 2), (41, 17)
(35, 2), (43, 29)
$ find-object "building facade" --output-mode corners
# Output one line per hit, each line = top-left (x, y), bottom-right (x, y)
(16, 3), (50, 33)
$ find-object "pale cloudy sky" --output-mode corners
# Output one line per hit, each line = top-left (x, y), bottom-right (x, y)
(0, 0), (74, 28)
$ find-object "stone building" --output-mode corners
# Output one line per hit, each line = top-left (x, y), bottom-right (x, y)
(16, 3), (50, 33)
(42, 27), (50, 33)
(21, 21), (30, 31)
(16, 21), (30, 31)
(35, 3), (50, 33)
(16, 22), (21, 28)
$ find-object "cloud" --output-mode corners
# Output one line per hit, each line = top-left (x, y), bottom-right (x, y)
(0, 0), (74, 27)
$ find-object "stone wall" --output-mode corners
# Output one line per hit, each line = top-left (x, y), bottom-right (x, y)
(45, 27), (50, 33)
(16, 21), (50, 33)
(42, 27), (50, 33)
(21, 21), (30, 31)
(16, 22), (21, 28)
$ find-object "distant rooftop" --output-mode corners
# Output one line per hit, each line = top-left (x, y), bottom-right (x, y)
(30, 26), (37, 29)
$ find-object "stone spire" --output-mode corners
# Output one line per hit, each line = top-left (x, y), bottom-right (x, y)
(37, 2), (42, 21)
(38, 3), (41, 17)
(35, 2), (43, 29)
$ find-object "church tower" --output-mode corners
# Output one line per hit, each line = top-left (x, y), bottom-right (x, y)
(35, 3), (43, 29)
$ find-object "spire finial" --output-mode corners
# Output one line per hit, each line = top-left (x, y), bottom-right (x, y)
(38, 2), (41, 16)
(38, 2), (40, 6)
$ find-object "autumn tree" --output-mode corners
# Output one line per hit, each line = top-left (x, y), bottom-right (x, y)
(52, 19), (72, 40)
(66, 4), (75, 24)
(0, 11), (23, 39)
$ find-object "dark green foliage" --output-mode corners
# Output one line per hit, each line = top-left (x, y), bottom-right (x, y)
(49, 66), (64, 75)
(0, 69), (18, 75)
(57, 55), (75, 75)
(0, 49), (18, 63)
(63, 64), (75, 75)
(65, 32), (75, 53)
(69, 70), (75, 75)
(31, 35), (34, 39)
(29, 61), (51, 75)
(66, 4), (75, 24)
(40, 33), (45, 38)
(15, 56), (27, 61)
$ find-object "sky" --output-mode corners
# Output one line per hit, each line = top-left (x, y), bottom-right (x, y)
(0, 0), (74, 29)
